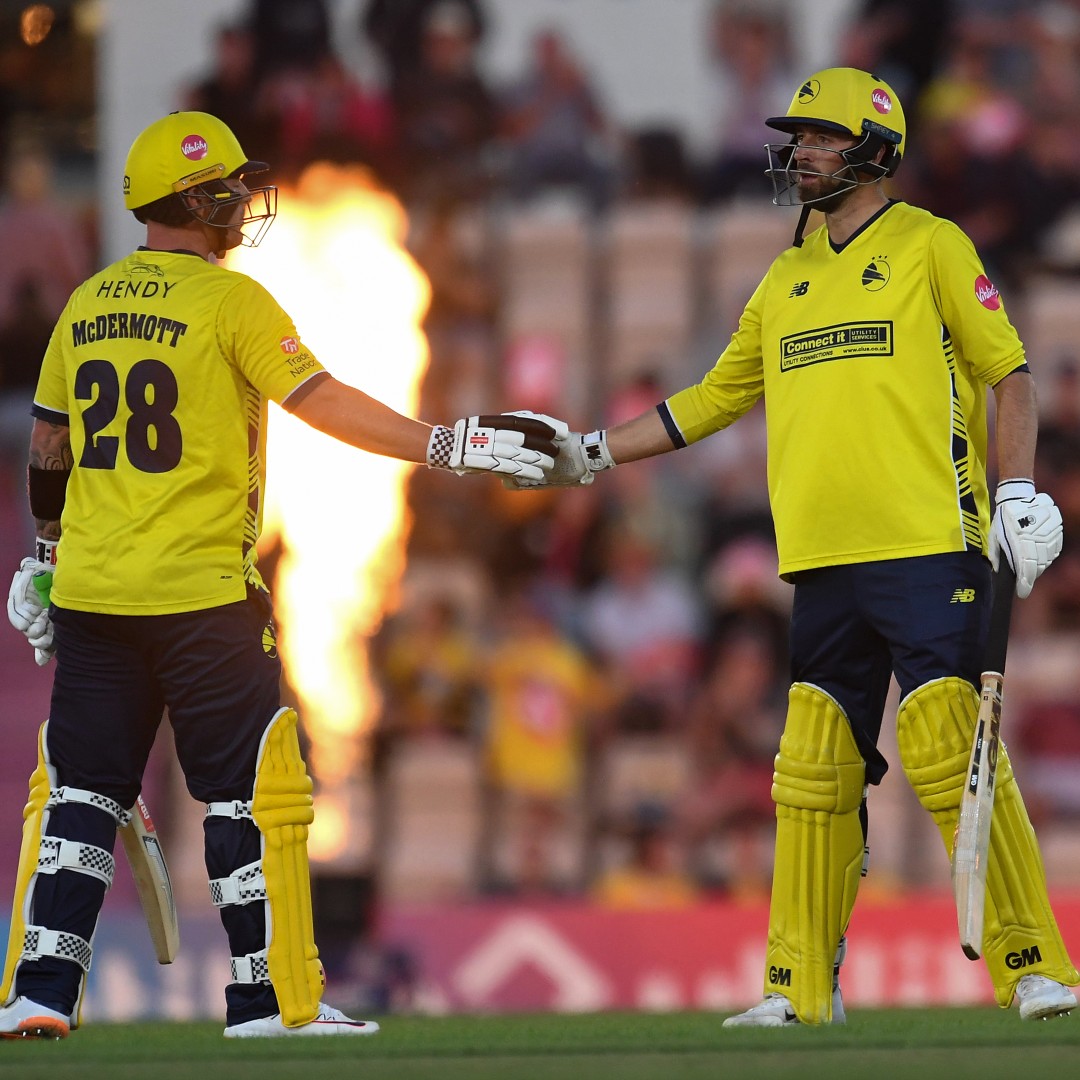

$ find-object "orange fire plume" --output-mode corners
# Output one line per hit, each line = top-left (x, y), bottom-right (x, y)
(230, 164), (430, 860)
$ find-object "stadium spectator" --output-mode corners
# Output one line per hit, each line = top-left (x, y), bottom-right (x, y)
(674, 630), (784, 897)
(183, 22), (277, 168)
(499, 28), (617, 212)
(839, 0), (958, 110)
(697, 0), (796, 204)
(476, 590), (604, 895)
(375, 594), (480, 739)
(577, 517), (705, 733)
(392, 1), (498, 204)
(361, 0), (486, 98)
(590, 803), (700, 909)
(259, 54), (397, 182)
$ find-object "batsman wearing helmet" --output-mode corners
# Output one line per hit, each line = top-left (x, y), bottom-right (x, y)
(1, 111), (560, 1039)
(513, 68), (1078, 1025)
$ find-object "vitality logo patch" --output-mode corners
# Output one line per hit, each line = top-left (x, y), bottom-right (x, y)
(780, 322), (893, 371)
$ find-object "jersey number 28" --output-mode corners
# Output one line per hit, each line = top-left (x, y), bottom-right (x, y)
(76, 358), (182, 473)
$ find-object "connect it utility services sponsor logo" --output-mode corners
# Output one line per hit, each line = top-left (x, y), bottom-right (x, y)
(975, 274), (1001, 310)
(779, 322), (893, 371)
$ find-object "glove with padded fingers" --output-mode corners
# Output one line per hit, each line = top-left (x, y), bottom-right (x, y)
(988, 479), (1063, 599)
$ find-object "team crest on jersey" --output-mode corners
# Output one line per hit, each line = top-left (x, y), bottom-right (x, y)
(861, 256), (890, 291)
(975, 274), (1001, 310)
(280, 336), (299, 353)
(181, 134), (209, 161)
(262, 620), (278, 658)
(798, 79), (820, 103)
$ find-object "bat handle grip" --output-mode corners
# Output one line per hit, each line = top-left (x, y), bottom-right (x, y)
(32, 570), (53, 608)
(983, 565), (1015, 676)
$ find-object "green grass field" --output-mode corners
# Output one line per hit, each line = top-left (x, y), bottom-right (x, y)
(1, 1008), (1077, 1080)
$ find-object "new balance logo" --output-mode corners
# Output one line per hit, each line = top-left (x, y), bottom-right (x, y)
(950, 589), (975, 603)
(789, 281), (810, 297)
(769, 965), (792, 987)
(1006, 945), (1042, 970)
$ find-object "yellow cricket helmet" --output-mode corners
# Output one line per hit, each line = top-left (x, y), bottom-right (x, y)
(766, 67), (905, 178)
(123, 111), (276, 250)
(123, 110), (267, 210)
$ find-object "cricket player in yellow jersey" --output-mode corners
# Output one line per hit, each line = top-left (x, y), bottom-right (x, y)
(1, 111), (560, 1040)
(512, 68), (1078, 1024)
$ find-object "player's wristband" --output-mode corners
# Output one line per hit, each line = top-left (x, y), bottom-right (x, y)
(581, 430), (616, 473)
(996, 478), (1035, 503)
(35, 537), (58, 568)
(426, 425), (455, 470)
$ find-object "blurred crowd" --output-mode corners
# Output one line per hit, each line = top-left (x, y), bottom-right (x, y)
(3, 0), (1080, 917)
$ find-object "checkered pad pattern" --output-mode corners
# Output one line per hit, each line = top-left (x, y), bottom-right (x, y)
(206, 799), (254, 820)
(426, 424), (455, 470)
(23, 925), (93, 972)
(47, 786), (132, 826)
(38, 836), (115, 884)
(210, 860), (267, 907)
(232, 949), (272, 984)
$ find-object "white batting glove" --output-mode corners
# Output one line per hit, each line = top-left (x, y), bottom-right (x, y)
(504, 423), (616, 489)
(426, 414), (561, 484)
(988, 479), (1063, 599)
(7, 558), (56, 665)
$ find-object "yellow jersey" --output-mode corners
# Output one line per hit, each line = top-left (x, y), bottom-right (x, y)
(483, 630), (597, 799)
(32, 248), (327, 614)
(663, 201), (1026, 577)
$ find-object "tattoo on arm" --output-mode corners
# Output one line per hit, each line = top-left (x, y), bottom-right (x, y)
(30, 421), (72, 542)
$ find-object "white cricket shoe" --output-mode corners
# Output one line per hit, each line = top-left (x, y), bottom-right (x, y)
(224, 1002), (380, 1038)
(722, 992), (800, 1027)
(1016, 975), (1076, 1021)
(724, 935), (848, 1028)
(0, 997), (70, 1040)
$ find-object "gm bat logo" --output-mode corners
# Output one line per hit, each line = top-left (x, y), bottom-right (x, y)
(769, 966), (792, 987)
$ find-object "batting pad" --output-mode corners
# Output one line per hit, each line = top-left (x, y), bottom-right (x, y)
(1, 724), (52, 1007)
(766, 683), (865, 1024)
(897, 677), (1078, 1004)
(251, 707), (323, 1027)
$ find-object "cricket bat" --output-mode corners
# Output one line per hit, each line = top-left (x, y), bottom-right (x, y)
(953, 564), (1015, 961)
(120, 796), (179, 964)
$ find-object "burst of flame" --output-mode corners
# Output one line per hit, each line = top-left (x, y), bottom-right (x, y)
(230, 164), (430, 859)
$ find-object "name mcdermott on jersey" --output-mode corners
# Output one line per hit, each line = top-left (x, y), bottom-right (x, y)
(71, 312), (189, 348)
(779, 321), (893, 371)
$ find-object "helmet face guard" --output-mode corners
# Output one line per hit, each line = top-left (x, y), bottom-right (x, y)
(764, 126), (894, 207)
(180, 175), (278, 249)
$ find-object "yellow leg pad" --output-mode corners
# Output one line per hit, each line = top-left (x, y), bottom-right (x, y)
(766, 683), (865, 1025)
(251, 707), (323, 1028)
(1, 723), (51, 1005)
(897, 678), (1078, 1006)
